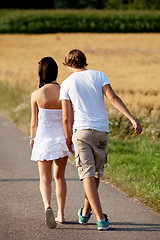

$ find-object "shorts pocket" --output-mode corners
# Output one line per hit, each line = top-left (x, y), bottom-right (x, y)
(75, 153), (81, 167)
(104, 149), (108, 164)
(105, 153), (108, 164)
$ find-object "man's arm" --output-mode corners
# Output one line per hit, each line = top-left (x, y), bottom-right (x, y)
(103, 84), (142, 135)
(61, 99), (74, 151)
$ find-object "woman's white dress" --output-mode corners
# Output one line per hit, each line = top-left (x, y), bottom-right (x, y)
(31, 108), (72, 161)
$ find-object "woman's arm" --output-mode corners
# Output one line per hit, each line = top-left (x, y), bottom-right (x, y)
(30, 92), (38, 148)
(103, 84), (142, 135)
(61, 99), (74, 151)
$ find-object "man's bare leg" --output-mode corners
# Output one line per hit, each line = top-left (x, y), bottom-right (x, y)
(83, 177), (100, 215)
(83, 176), (104, 221)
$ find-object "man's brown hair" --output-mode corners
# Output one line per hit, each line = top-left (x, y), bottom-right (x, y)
(63, 49), (88, 69)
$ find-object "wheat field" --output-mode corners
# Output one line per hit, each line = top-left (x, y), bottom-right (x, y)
(0, 33), (159, 135)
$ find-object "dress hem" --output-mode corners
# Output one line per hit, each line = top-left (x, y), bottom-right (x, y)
(31, 152), (72, 161)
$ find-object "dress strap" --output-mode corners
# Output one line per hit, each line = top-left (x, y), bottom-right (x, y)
(51, 82), (59, 86)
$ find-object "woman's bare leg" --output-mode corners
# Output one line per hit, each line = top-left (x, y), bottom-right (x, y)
(54, 156), (68, 223)
(38, 160), (53, 211)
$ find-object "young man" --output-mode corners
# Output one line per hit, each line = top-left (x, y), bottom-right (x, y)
(59, 49), (142, 231)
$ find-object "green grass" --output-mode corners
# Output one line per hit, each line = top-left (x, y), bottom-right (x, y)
(0, 81), (32, 133)
(0, 9), (160, 33)
(0, 80), (159, 213)
(103, 138), (160, 213)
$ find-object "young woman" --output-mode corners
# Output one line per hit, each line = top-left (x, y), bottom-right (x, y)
(30, 57), (72, 228)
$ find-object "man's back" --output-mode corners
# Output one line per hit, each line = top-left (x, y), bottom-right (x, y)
(60, 69), (110, 132)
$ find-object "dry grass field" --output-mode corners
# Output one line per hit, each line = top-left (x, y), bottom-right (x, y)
(0, 33), (160, 136)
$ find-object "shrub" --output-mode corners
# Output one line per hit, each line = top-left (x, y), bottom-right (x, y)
(0, 9), (160, 33)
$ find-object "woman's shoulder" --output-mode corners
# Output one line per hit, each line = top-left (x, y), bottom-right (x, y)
(31, 89), (40, 99)
(42, 83), (60, 90)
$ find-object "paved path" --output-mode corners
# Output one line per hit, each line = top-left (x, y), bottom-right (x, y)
(0, 113), (160, 240)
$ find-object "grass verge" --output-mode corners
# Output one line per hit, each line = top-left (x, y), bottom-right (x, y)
(0, 80), (32, 133)
(103, 137), (160, 213)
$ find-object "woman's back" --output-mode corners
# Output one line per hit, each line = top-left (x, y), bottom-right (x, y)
(30, 81), (72, 161)
(36, 83), (61, 110)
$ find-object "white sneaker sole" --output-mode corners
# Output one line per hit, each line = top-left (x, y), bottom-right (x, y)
(78, 209), (88, 225)
(98, 226), (110, 231)
(78, 219), (88, 225)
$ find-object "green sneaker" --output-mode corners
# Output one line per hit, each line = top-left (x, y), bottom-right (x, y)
(96, 214), (109, 231)
(78, 207), (92, 224)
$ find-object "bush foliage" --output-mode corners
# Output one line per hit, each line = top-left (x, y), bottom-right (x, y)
(1, 0), (160, 10)
(0, 9), (160, 33)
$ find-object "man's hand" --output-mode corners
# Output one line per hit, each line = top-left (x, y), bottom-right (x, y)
(131, 119), (142, 135)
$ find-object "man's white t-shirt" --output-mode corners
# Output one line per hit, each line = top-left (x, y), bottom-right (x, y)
(59, 69), (110, 132)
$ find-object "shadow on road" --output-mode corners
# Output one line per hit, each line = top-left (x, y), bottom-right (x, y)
(0, 178), (79, 182)
(54, 221), (160, 232)
(109, 222), (160, 232)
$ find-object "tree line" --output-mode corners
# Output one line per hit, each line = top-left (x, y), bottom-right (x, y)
(1, 0), (160, 10)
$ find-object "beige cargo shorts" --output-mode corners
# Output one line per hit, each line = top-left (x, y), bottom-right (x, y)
(72, 129), (109, 180)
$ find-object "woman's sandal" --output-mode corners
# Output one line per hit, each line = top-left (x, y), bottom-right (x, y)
(45, 209), (57, 229)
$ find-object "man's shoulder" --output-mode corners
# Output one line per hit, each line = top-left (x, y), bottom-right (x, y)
(86, 69), (105, 76)
(61, 75), (72, 86)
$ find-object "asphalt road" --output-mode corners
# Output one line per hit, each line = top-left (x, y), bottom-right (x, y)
(0, 113), (160, 240)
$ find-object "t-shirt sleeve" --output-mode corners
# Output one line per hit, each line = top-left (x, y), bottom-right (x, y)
(59, 82), (70, 100)
(101, 72), (110, 87)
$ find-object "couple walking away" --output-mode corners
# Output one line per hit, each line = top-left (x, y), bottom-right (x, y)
(30, 49), (142, 231)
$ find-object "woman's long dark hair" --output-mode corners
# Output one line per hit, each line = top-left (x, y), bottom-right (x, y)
(38, 57), (58, 88)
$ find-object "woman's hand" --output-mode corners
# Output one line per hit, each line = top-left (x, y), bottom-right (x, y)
(30, 139), (34, 148)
